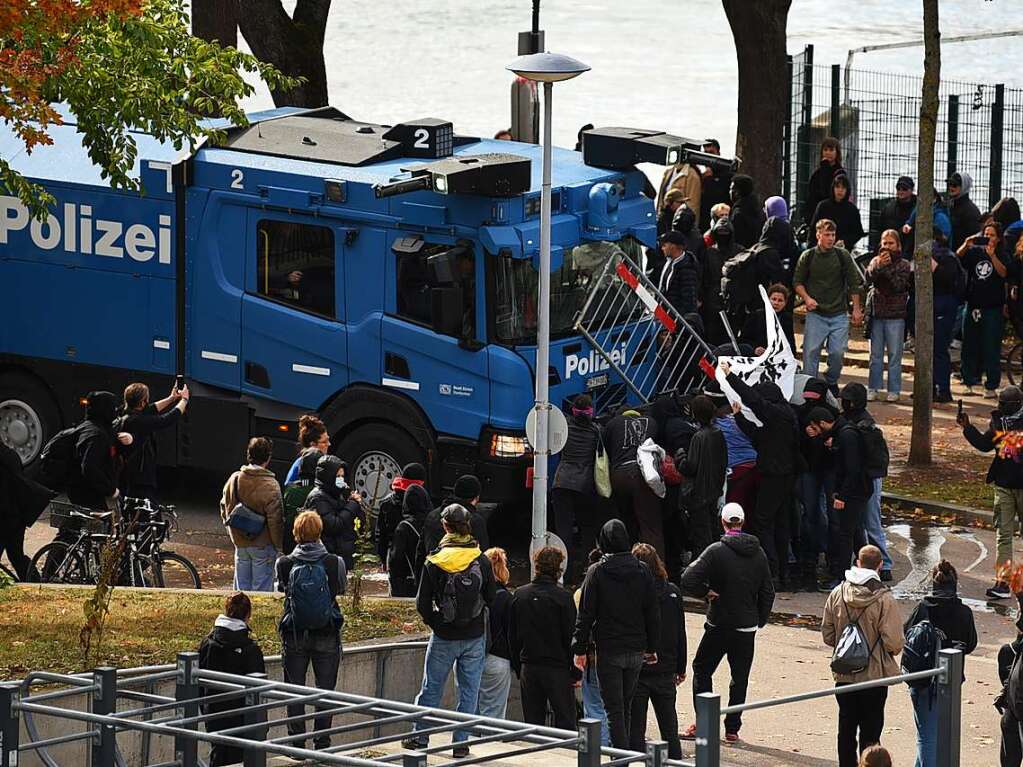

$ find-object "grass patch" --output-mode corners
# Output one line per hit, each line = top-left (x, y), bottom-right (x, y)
(0, 586), (424, 680)
(886, 466), (992, 511)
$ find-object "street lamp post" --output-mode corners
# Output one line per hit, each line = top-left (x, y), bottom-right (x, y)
(506, 52), (589, 549)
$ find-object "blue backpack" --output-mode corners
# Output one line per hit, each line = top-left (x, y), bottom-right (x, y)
(286, 558), (335, 633)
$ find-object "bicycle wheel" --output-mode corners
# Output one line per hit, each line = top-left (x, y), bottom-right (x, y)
(153, 551), (201, 589)
(30, 542), (90, 584)
(1008, 343), (1023, 386)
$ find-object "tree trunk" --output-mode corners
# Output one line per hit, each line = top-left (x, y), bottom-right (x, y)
(237, 0), (330, 108)
(722, 0), (792, 198)
(908, 0), (941, 466)
(191, 0), (238, 48)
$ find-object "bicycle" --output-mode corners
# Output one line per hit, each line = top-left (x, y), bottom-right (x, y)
(30, 498), (201, 589)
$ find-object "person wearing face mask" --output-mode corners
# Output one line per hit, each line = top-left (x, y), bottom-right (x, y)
(727, 174), (765, 250)
(303, 454), (365, 571)
(958, 385), (1023, 599)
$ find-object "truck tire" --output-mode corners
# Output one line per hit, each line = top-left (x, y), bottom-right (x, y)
(0, 372), (61, 467)
(336, 423), (427, 512)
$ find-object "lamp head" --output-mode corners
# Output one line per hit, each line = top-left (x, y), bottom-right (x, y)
(506, 52), (590, 83)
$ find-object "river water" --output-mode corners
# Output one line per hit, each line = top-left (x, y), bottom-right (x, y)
(238, 1), (1023, 154)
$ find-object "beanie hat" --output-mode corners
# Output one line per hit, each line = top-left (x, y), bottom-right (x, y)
(402, 462), (427, 482)
(453, 474), (481, 501)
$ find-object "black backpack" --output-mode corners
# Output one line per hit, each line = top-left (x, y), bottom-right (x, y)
(851, 418), (890, 479)
(36, 426), (81, 491)
(950, 255), (968, 300)
(437, 557), (485, 628)
(902, 616), (947, 689)
(720, 247), (760, 310)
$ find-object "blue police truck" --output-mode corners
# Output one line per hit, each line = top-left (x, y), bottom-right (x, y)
(0, 106), (711, 509)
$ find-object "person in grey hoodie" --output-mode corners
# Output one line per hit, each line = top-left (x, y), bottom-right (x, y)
(947, 171), (982, 251)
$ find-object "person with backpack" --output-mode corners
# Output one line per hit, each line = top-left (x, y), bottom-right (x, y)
(387, 483), (430, 597)
(477, 547), (514, 719)
(281, 448), (321, 556)
(727, 174), (765, 250)
(552, 394), (601, 584)
(284, 415), (330, 484)
(275, 510), (346, 751)
(957, 220), (1008, 398)
(376, 462), (427, 569)
(930, 218), (964, 403)
(676, 394), (728, 561)
(903, 560), (977, 767)
(422, 475), (489, 555)
(303, 454), (365, 571)
(572, 519), (660, 750)
(405, 504), (496, 757)
(794, 219), (865, 390)
(219, 437), (285, 592)
(65, 390), (122, 511)
(866, 230), (913, 403)
(821, 545), (904, 767)
(198, 592), (266, 767)
(509, 546), (578, 730)
(679, 503), (773, 744)
(603, 408), (664, 560)
(628, 544), (685, 760)
(0, 440), (54, 581)
(117, 382), (188, 501)
(958, 386), (1023, 600)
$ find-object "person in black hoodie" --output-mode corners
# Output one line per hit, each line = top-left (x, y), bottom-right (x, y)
(701, 216), (738, 346)
(728, 174), (766, 250)
(66, 390), (120, 511)
(376, 462), (427, 567)
(198, 592), (266, 767)
(811, 175), (865, 252)
(879, 176), (917, 257)
(552, 394), (601, 583)
(275, 511), (346, 751)
(629, 544), (686, 759)
(804, 138), (846, 230)
(387, 483), (430, 597)
(0, 440), (55, 580)
(680, 503), (774, 742)
(677, 394), (728, 561)
(650, 392), (697, 580)
(903, 560), (977, 767)
(794, 378), (839, 591)
(723, 364), (800, 586)
(303, 454), (365, 570)
(947, 172), (982, 251)
(671, 203), (706, 264)
(422, 474), (489, 555)
(603, 408), (664, 559)
(509, 546), (578, 729)
(751, 217), (791, 291)
(572, 519), (660, 750)
(931, 233), (962, 403)
(117, 382), (188, 501)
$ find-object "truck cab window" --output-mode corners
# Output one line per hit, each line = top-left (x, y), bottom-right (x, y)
(395, 242), (476, 338)
(256, 220), (336, 318)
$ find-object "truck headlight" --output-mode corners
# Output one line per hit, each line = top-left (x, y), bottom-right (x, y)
(489, 433), (529, 458)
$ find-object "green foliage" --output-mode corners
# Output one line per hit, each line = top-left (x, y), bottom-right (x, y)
(3, 0), (298, 218)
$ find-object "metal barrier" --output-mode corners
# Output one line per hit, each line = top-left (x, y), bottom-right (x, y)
(692, 648), (963, 767)
(0, 650), (695, 767)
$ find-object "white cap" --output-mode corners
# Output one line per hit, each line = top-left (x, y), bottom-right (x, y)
(721, 503), (745, 523)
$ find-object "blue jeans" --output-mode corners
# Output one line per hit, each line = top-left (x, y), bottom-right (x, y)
(802, 312), (850, 386)
(234, 544), (277, 592)
(910, 685), (938, 767)
(582, 667), (611, 746)
(933, 294), (958, 396)
(476, 655), (511, 720)
(869, 318), (905, 395)
(412, 635), (486, 744)
(863, 478), (893, 571)
(798, 471), (834, 559)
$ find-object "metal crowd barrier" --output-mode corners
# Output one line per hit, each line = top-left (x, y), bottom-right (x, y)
(692, 648), (964, 767)
(0, 649), (695, 767)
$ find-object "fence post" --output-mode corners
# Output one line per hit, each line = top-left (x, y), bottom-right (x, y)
(646, 739), (667, 767)
(796, 45), (814, 224)
(936, 648), (963, 767)
(946, 94), (959, 182)
(694, 692), (720, 767)
(403, 752), (428, 767)
(990, 83), (1005, 209)
(175, 651), (200, 767)
(830, 64), (841, 137)
(91, 667), (117, 767)
(783, 54), (794, 203)
(242, 672), (268, 767)
(577, 718), (601, 767)
(0, 683), (19, 767)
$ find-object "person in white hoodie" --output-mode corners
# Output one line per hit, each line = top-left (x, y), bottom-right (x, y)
(821, 545), (904, 767)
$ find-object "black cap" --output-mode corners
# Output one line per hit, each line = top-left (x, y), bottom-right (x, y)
(896, 175), (915, 190)
(453, 474), (481, 501)
(441, 503), (471, 525)
(948, 172), (963, 187)
(659, 230), (688, 247)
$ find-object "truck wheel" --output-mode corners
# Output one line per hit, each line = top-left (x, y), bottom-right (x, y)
(0, 373), (60, 466)
(336, 424), (427, 511)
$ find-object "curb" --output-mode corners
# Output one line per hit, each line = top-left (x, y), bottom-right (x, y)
(881, 491), (992, 527)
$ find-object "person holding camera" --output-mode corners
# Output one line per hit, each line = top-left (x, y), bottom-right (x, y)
(118, 381), (189, 502)
(865, 230), (912, 403)
(957, 221), (1007, 397)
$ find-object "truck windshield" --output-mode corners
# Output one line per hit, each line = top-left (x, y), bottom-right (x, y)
(489, 236), (644, 345)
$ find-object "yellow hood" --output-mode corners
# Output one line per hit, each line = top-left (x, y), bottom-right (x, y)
(428, 545), (482, 573)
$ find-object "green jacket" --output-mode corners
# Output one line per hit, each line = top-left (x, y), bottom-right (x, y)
(793, 246), (864, 317)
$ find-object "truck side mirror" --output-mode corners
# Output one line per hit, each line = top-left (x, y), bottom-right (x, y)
(430, 285), (464, 338)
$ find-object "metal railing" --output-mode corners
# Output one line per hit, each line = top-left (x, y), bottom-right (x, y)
(0, 650), (694, 767)
(691, 648), (963, 767)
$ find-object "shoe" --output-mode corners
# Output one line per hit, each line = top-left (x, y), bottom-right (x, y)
(724, 731), (740, 743)
(886, 393), (901, 403)
(987, 582), (1012, 600)
(880, 569), (893, 582)
(680, 724), (697, 740)
(963, 386), (975, 395)
(867, 389), (878, 401)
(402, 737), (427, 751)
(950, 339), (963, 350)
(453, 745), (471, 759)
(934, 391), (953, 403)
(985, 389), (998, 399)
(819, 579), (841, 593)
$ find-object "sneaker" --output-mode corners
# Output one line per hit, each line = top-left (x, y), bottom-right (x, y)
(724, 731), (740, 743)
(886, 392), (901, 403)
(950, 339), (963, 350)
(402, 737), (427, 751)
(987, 582), (1012, 600)
(680, 724), (698, 740)
(880, 570), (893, 582)
(985, 389), (998, 399)
(453, 745), (471, 759)
(963, 386), (976, 395)
(867, 389), (879, 401)
(934, 391), (953, 404)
